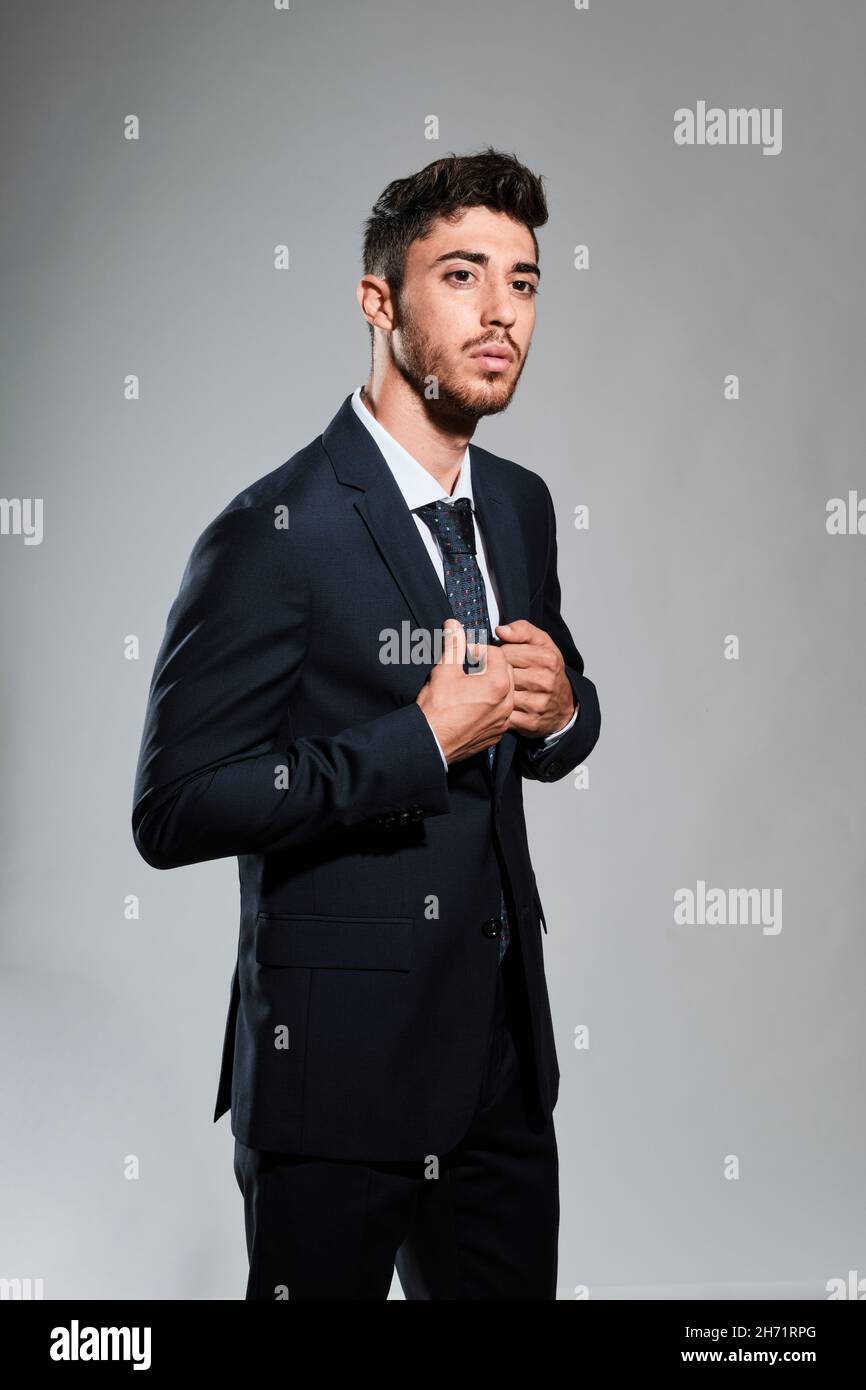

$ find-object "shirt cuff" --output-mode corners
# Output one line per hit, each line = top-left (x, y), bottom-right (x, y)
(542, 702), (579, 744)
(431, 728), (449, 769)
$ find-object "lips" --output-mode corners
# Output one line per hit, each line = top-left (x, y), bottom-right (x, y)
(470, 344), (513, 362)
(470, 344), (514, 372)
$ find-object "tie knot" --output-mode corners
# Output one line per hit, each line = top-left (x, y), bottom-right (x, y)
(414, 497), (476, 556)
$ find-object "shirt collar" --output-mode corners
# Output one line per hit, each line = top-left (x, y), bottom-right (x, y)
(350, 385), (474, 513)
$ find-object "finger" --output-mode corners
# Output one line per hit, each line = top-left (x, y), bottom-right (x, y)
(496, 642), (557, 671)
(495, 620), (547, 644)
(510, 689), (550, 714)
(441, 617), (465, 667)
(509, 670), (555, 695)
(506, 709), (545, 735)
(479, 639), (512, 683)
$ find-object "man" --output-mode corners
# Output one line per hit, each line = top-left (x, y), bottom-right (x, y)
(131, 147), (601, 1300)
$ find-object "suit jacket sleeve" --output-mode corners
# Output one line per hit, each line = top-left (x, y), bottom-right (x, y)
(131, 503), (450, 870)
(515, 480), (601, 783)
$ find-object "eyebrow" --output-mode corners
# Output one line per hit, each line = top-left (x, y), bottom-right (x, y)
(430, 248), (541, 281)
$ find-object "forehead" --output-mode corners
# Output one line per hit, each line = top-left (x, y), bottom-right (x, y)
(409, 205), (537, 266)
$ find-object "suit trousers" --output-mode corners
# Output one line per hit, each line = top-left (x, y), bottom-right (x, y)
(232, 924), (560, 1300)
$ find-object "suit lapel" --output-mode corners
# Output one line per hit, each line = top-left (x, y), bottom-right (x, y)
(321, 394), (530, 794)
(468, 446), (530, 794)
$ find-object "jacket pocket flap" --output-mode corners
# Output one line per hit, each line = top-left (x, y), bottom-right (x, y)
(255, 912), (413, 970)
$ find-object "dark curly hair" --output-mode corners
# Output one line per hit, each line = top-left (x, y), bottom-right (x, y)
(361, 146), (548, 343)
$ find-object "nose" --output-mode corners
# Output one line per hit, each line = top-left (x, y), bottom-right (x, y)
(479, 280), (518, 332)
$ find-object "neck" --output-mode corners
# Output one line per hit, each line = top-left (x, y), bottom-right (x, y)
(360, 372), (474, 496)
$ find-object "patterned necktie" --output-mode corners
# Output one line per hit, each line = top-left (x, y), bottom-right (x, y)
(414, 496), (510, 962)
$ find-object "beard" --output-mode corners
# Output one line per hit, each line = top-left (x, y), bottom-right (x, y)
(390, 295), (528, 422)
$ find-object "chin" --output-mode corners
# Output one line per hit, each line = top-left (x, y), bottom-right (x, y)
(466, 379), (517, 417)
(473, 391), (515, 418)
(432, 372), (516, 420)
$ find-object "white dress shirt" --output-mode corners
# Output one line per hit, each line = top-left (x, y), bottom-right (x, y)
(350, 386), (578, 768)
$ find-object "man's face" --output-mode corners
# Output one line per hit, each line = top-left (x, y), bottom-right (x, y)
(391, 205), (539, 420)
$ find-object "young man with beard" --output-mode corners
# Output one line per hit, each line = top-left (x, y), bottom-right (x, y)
(132, 147), (601, 1300)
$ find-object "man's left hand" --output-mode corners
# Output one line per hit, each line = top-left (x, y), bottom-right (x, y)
(494, 619), (577, 737)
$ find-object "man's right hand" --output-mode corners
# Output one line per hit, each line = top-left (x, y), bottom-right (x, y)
(415, 618), (515, 767)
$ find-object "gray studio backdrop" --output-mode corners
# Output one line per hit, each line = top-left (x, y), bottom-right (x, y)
(2, 0), (864, 1300)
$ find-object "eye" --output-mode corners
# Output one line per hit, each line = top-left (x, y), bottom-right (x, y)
(443, 270), (538, 296)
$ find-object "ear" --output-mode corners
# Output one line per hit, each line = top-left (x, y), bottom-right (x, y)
(356, 273), (396, 334)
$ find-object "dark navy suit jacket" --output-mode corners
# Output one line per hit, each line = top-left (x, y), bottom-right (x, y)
(131, 392), (601, 1160)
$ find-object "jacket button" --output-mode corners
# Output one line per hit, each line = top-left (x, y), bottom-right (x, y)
(548, 759), (562, 774)
(481, 917), (501, 939)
